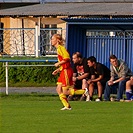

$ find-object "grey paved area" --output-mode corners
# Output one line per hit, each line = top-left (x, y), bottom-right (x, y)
(0, 87), (57, 94)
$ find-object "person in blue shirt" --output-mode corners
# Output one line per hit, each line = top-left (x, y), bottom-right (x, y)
(125, 76), (133, 101)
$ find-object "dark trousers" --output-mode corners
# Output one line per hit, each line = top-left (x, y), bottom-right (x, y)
(104, 78), (129, 101)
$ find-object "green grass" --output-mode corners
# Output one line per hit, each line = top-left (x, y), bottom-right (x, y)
(0, 93), (133, 133)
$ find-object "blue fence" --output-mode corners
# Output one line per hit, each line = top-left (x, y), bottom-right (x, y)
(87, 35), (133, 71)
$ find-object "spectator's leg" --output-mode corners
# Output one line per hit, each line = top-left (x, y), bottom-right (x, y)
(125, 80), (132, 100)
(117, 79), (128, 100)
(104, 82), (111, 101)
(74, 80), (82, 90)
(88, 82), (94, 100)
(82, 79), (88, 90)
(97, 81), (103, 100)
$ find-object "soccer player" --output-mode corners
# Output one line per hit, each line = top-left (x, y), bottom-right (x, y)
(51, 34), (88, 110)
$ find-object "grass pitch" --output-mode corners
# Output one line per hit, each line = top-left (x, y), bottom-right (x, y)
(0, 93), (133, 133)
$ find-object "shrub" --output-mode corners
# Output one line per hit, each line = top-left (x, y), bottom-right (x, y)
(0, 62), (58, 86)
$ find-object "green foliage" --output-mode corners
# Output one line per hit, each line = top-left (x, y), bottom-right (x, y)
(0, 62), (58, 86)
(0, 63), (5, 82)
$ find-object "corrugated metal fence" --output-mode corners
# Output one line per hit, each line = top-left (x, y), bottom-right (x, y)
(86, 31), (133, 71)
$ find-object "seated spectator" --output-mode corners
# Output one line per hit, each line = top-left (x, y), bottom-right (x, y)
(104, 55), (132, 101)
(87, 56), (110, 101)
(68, 52), (90, 101)
(125, 76), (133, 101)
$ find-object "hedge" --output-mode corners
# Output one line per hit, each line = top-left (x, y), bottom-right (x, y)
(0, 62), (58, 86)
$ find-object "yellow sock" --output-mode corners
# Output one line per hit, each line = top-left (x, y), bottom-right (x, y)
(70, 89), (85, 95)
(59, 93), (70, 108)
(74, 89), (85, 95)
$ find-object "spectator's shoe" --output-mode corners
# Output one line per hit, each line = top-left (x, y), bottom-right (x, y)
(120, 99), (125, 102)
(84, 88), (89, 97)
(80, 88), (89, 101)
(110, 97), (115, 102)
(67, 95), (74, 101)
(103, 99), (108, 102)
(95, 98), (101, 102)
(86, 94), (91, 101)
(114, 99), (120, 102)
(130, 96), (133, 101)
(80, 95), (86, 101)
(124, 96), (133, 102)
(60, 107), (72, 110)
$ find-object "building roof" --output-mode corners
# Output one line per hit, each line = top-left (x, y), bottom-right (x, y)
(0, 2), (133, 17)
(62, 17), (133, 30)
(0, 0), (40, 3)
(0, 0), (131, 3)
